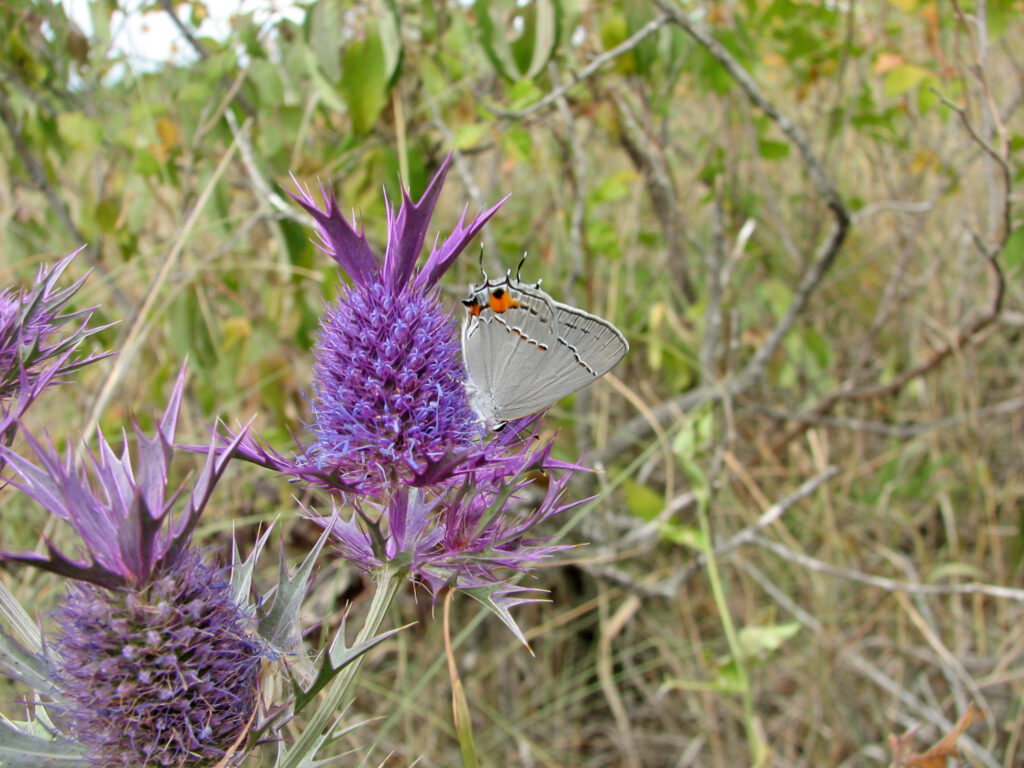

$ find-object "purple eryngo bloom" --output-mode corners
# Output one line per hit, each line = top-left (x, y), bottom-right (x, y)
(227, 155), (506, 494)
(0, 249), (107, 438)
(0, 369), (264, 767)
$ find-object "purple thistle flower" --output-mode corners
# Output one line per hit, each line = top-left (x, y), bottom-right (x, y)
(210, 155), (591, 640)
(0, 367), (266, 767)
(0, 249), (108, 438)
(225, 156), (506, 494)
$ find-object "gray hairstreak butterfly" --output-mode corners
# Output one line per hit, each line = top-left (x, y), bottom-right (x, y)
(461, 264), (629, 428)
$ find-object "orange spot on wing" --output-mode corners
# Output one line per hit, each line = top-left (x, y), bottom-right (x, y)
(489, 291), (520, 313)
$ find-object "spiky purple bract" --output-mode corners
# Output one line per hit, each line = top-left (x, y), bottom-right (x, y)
(315, 437), (584, 591)
(0, 249), (107, 444)
(292, 156), (507, 493)
(307, 425), (590, 643)
(0, 367), (247, 589)
(52, 550), (263, 768)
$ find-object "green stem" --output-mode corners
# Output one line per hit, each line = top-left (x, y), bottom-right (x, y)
(279, 564), (402, 768)
(696, 497), (766, 767)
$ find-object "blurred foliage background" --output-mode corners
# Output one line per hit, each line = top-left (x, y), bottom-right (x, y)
(1, 0), (1023, 765)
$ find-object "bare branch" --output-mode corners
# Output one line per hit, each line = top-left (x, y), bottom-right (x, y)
(597, 1), (850, 465)
(752, 534), (1024, 604)
(743, 393), (1024, 439)
(664, 466), (839, 588)
(610, 87), (695, 301)
(487, 13), (671, 120)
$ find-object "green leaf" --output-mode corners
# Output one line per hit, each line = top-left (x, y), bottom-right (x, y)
(518, 0), (560, 80)
(1001, 225), (1024, 273)
(452, 676), (480, 768)
(476, 0), (561, 81)
(736, 622), (801, 662)
(883, 63), (932, 98)
(624, 479), (665, 520)
(56, 112), (101, 149)
(986, 0), (1014, 40)
(303, 44), (347, 113)
(759, 277), (793, 318)
(376, 0), (403, 82)
(671, 407), (715, 464)
(0, 719), (88, 765)
(453, 122), (489, 150)
(292, 621), (409, 712)
(259, 523), (333, 654)
(0, 580), (41, 654)
(463, 584), (547, 647)
(340, 30), (390, 134)
(658, 522), (706, 550)
(132, 148), (162, 176)
(306, 0), (344, 82)
(758, 138), (791, 160)
(588, 170), (638, 204)
(501, 127), (533, 162)
(248, 57), (284, 106)
(0, 625), (51, 693)
(229, 525), (275, 610)
(168, 286), (218, 370)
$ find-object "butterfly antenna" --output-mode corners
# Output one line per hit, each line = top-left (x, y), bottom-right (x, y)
(516, 252), (529, 282)
(477, 242), (489, 282)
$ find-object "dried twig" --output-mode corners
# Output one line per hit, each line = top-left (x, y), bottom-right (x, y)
(745, 393), (1024, 439)
(668, 466), (839, 588)
(752, 535), (1024, 603)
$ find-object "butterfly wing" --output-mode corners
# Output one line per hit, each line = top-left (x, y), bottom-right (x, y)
(462, 282), (628, 423)
(462, 287), (560, 423)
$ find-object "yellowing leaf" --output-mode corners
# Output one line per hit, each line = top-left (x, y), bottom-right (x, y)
(453, 123), (488, 150)
(908, 149), (939, 174)
(57, 112), (102, 149)
(883, 63), (932, 98)
(874, 52), (905, 75)
(737, 623), (801, 662)
(155, 116), (180, 151)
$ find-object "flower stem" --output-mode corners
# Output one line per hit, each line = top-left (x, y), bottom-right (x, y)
(279, 564), (402, 768)
(695, 491), (767, 767)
